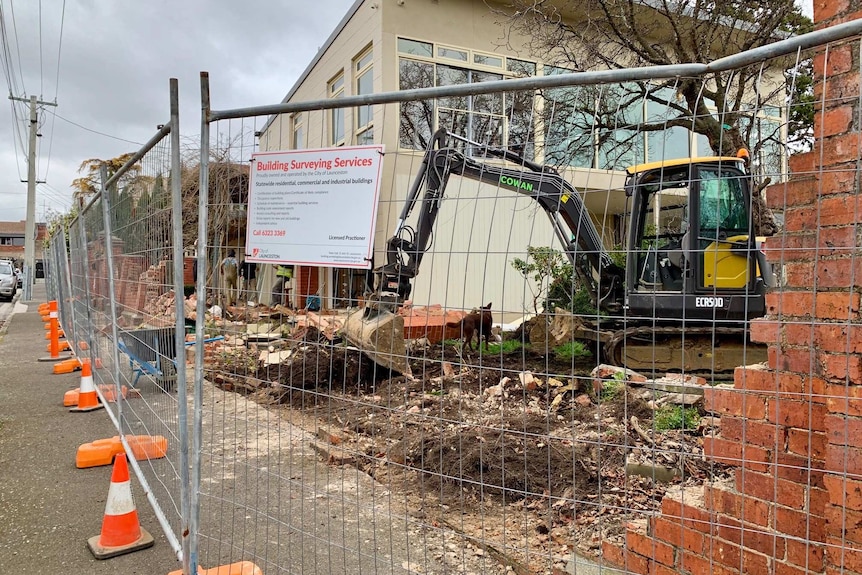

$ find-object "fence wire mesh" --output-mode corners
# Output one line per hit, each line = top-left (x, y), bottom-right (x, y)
(39, 18), (862, 575)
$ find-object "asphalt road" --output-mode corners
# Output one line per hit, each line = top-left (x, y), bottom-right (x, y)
(0, 282), (181, 574)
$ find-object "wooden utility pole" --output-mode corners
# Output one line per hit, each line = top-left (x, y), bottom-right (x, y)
(9, 95), (56, 300)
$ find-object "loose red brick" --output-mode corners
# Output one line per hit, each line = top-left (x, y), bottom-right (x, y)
(770, 347), (820, 376)
(825, 444), (862, 476)
(767, 291), (812, 318)
(816, 103), (855, 137)
(626, 531), (676, 567)
(825, 383), (862, 416)
(823, 475), (862, 512)
(733, 469), (806, 509)
(776, 451), (826, 486)
(821, 351), (862, 382)
(703, 436), (771, 472)
(680, 551), (739, 575)
(767, 397), (828, 430)
(776, 505), (826, 541)
(660, 496), (714, 534)
(720, 417), (784, 450)
(704, 387), (768, 419)
(817, 291), (862, 320)
(786, 538), (825, 571)
(750, 319), (782, 345)
(825, 506), (862, 544)
(819, 164), (862, 198)
(825, 536), (862, 573)
(651, 517), (705, 555)
(788, 428), (828, 461)
(600, 541), (648, 574)
(824, 413), (862, 446)
(766, 178), (818, 209)
(715, 512), (786, 557)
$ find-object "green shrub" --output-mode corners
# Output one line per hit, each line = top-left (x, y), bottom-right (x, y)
(598, 372), (625, 401)
(484, 339), (524, 354)
(653, 406), (701, 431)
(553, 340), (591, 362)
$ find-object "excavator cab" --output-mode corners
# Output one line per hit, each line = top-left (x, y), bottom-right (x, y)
(624, 155), (770, 323)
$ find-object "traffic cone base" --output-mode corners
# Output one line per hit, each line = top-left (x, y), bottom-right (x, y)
(87, 453), (153, 559)
(76, 435), (167, 469)
(39, 353), (73, 364)
(167, 561), (263, 575)
(51, 357), (81, 372)
(87, 527), (154, 560)
(70, 360), (104, 413)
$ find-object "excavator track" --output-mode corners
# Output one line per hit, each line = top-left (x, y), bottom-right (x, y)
(604, 325), (768, 374)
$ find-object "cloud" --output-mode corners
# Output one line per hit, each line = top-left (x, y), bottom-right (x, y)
(0, 0), (353, 221)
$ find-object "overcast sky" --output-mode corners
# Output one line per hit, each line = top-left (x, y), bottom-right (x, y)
(0, 0), (354, 222)
(0, 0), (815, 224)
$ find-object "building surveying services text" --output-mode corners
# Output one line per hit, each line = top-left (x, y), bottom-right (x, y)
(256, 156), (374, 172)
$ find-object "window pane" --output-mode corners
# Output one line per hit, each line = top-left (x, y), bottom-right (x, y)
(507, 58), (536, 77)
(357, 68), (373, 128)
(436, 64), (468, 110)
(439, 46), (467, 61)
(332, 108), (344, 144)
(542, 69), (595, 167)
(357, 128), (374, 145)
(399, 59), (434, 149)
(398, 38), (432, 57)
(293, 125), (305, 150)
(472, 70), (503, 115)
(506, 89), (535, 159)
(474, 53), (502, 67)
(330, 75), (344, 94)
(356, 50), (373, 71)
(698, 168), (748, 243)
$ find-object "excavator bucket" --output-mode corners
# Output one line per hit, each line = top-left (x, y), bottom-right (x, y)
(342, 307), (412, 377)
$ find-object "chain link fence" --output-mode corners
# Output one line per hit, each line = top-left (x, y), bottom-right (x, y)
(41, 19), (862, 575)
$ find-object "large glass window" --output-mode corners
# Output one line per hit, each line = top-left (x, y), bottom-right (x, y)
(646, 87), (692, 162)
(329, 73), (345, 146)
(542, 66), (595, 167)
(354, 47), (374, 145)
(397, 38), (536, 155)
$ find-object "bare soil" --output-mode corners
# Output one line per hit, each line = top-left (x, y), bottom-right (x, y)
(210, 326), (730, 574)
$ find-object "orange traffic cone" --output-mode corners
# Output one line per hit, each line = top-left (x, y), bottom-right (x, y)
(87, 453), (154, 559)
(69, 360), (104, 413)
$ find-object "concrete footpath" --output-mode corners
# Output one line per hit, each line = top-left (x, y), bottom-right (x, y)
(0, 282), (180, 574)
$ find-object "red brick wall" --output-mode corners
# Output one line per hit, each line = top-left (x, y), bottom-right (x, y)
(603, 6), (862, 574)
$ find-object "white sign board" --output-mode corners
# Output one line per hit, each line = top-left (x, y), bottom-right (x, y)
(245, 145), (384, 268)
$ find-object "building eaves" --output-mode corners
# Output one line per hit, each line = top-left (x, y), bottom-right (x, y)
(260, 0), (365, 134)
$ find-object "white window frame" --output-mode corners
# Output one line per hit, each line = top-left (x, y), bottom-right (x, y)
(292, 113), (305, 150)
(328, 72), (345, 147)
(354, 46), (374, 145)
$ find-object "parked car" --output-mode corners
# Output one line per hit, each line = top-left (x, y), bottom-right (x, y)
(0, 261), (17, 301)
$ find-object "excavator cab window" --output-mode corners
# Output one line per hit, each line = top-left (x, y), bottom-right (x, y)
(696, 168), (749, 244)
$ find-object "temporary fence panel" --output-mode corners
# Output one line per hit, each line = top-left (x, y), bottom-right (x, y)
(188, 19), (862, 575)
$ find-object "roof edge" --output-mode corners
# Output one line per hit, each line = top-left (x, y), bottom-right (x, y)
(260, 0), (366, 134)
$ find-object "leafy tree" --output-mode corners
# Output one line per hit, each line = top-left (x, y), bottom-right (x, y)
(496, 0), (814, 162)
(511, 246), (597, 315)
(71, 153), (138, 202)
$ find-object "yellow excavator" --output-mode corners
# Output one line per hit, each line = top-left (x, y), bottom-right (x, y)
(342, 129), (773, 376)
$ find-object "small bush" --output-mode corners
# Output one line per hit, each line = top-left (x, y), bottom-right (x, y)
(598, 372), (625, 401)
(653, 406), (701, 431)
(484, 339), (524, 354)
(554, 340), (591, 362)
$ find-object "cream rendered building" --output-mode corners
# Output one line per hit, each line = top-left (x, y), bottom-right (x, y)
(259, 0), (783, 319)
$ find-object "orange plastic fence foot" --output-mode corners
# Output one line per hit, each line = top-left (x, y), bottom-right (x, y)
(168, 561), (263, 575)
(46, 340), (71, 352)
(51, 357), (81, 372)
(69, 361), (104, 413)
(76, 435), (168, 469)
(87, 454), (154, 559)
